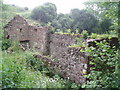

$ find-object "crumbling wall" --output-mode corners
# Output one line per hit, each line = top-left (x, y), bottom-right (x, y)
(34, 33), (88, 85)
(50, 34), (80, 59)
(29, 25), (50, 55)
(4, 15), (51, 54)
(56, 47), (88, 84)
(35, 47), (88, 85)
(4, 15), (29, 41)
(33, 33), (88, 85)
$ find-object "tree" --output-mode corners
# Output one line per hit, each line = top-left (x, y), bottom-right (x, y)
(51, 13), (73, 33)
(100, 18), (112, 33)
(31, 2), (57, 25)
(70, 9), (98, 33)
(84, 2), (118, 30)
(24, 7), (28, 10)
(51, 9), (98, 34)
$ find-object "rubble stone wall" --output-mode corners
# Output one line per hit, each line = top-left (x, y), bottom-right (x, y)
(34, 47), (88, 85)
(4, 15), (51, 54)
(55, 47), (88, 84)
(4, 15), (29, 41)
(28, 25), (50, 54)
(49, 34), (80, 59)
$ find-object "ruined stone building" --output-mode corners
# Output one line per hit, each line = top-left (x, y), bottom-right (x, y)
(4, 15), (118, 85)
(4, 15), (51, 54)
(4, 15), (88, 84)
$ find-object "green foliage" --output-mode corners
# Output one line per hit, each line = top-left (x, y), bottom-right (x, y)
(0, 23), (3, 44)
(2, 50), (79, 88)
(7, 41), (21, 52)
(51, 13), (73, 33)
(30, 3), (99, 34)
(72, 30), (88, 47)
(1, 2), (31, 26)
(31, 2), (57, 24)
(84, 2), (118, 31)
(82, 41), (120, 88)
(90, 33), (98, 39)
(81, 30), (89, 39)
(26, 54), (49, 74)
(75, 29), (79, 34)
(67, 29), (71, 33)
(90, 31), (118, 39)
(2, 39), (11, 50)
(100, 18), (112, 33)
(75, 37), (86, 48)
(24, 7), (29, 10)
(70, 9), (98, 33)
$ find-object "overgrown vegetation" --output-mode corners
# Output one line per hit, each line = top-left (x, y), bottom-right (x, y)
(81, 41), (119, 88)
(90, 30), (118, 39)
(2, 39), (11, 50)
(2, 49), (80, 88)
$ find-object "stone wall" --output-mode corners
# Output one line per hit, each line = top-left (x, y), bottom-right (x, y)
(4, 15), (29, 41)
(33, 32), (88, 85)
(35, 47), (88, 85)
(56, 47), (88, 84)
(28, 25), (50, 55)
(4, 15), (51, 54)
(4, 15), (88, 85)
(50, 34), (80, 59)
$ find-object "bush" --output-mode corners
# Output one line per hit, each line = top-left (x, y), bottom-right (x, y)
(26, 54), (49, 74)
(90, 33), (98, 39)
(81, 30), (89, 39)
(90, 32), (118, 39)
(2, 39), (11, 50)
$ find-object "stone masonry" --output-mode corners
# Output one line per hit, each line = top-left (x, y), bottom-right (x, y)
(4, 15), (88, 85)
(4, 15), (51, 54)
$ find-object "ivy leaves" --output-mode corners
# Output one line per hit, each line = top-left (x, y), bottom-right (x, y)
(83, 40), (119, 88)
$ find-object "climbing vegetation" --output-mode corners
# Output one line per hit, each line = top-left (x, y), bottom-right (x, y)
(82, 40), (119, 88)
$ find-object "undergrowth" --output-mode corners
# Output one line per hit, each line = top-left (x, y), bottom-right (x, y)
(82, 40), (120, 88)
(2, 50), (79, 88)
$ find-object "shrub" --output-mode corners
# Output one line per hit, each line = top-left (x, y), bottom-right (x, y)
(90, 33), (98, 39)
(26, 54), (49, 74)
(2, 39), (11, 50)
(81, 30), (89, 39)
